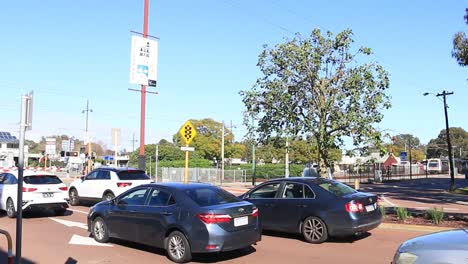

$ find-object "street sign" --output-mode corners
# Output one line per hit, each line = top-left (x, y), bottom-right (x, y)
(179, 121), (197, 145)
(129, 35), (159, 86)
(180, 146), (195, 152)
(61, 139), (75, 152)
(45, 138), (56, 155)
(400, 151), (407, 162)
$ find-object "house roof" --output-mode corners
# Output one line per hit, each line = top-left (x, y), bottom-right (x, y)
(0, 132), (18, 143)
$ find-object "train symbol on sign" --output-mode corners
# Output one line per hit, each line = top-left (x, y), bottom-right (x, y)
(179, 121), (197, 145)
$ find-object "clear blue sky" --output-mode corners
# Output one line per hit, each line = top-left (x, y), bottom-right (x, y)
(1, 0), (467, 152)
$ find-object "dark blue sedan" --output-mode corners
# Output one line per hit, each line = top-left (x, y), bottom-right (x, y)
(87, 183), (261, 263)
(240, 177), (382, 243)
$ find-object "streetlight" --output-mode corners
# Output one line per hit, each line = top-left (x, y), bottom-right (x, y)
(423, 91), (455, 191)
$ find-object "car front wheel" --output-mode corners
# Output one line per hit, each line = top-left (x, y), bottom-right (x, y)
(92, 217), (109, 243)
(302, 216), (328, 243)
(166, 231), (192, 263)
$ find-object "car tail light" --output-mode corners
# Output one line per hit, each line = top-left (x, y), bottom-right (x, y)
(117, 182), (132, 187)
(59, 186), (68, 191)
(251, 207), (259, 217)
(196, 213), (231, 224)
(345, 201), (364, 213)
(22, 187), (37, 192)
(205, 245), (219, 250)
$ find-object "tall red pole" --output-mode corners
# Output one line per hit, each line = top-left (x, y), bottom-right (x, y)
(138, 0), (150, 170)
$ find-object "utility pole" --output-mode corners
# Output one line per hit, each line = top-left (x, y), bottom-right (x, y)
(424, 90), (455, 190)
(408, 138), (412, 180)
(155, 143), (159, 182)
(221, 122), (225, 183)
(285, 137), (290, 177)
(130, 133), (138, 153)
(251, 117), (256, 186)
(137, 0), (150, 171)
(437, 91), (455, 190)
(82, 100), (93, 175)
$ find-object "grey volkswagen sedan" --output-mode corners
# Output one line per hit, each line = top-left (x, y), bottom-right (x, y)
(87, 183), (261, 263)
(392, 229), (468, 264)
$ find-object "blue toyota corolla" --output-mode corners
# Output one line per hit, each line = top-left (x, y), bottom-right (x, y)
(87, 182), (261, 263)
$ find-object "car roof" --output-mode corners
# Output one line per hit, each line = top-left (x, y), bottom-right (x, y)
(93, 167), (144, 172)
(6, 170), (56, 177)
(265, 177), (332, 184)
(140, 182), (216, 190)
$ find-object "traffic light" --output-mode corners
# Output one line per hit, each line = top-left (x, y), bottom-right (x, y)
(65, 151), (79, 157)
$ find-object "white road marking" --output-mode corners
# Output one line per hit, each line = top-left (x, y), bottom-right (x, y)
(69, 234), (113, 247)
(444, 208), (460, 211)
(49, 217), (88, 230)
(380, 193), (397, 207)
(68, 208), (89, 215)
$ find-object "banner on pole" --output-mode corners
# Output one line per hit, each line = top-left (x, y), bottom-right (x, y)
(129, 35), (158, 86)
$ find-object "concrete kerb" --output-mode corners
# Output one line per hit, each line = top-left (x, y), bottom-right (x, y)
(378, 222), (455, 233)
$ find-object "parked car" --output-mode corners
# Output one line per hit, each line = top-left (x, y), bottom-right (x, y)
(240, 177), (382, 243)
(87, 183), (261, 263)
(392, 229), (468, 264)
(0, 171), (69, 218)
(69, 167), (152, 205)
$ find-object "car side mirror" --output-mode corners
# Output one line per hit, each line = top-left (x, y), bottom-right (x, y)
(80, 176), (85, 181)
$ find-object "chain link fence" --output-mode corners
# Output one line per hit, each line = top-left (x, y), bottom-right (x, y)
(160, 167), (248, 185)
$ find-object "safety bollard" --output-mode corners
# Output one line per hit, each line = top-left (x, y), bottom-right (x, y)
(0, 229), (13, 264)
(354, 179), (360, 190)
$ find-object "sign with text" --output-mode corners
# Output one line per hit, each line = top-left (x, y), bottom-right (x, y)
(45, 138), (56, 155)
(400, 151), (408, 161)
(129, 35), (158, 86)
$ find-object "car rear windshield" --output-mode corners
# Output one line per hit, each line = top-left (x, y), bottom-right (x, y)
(117, 171), (150, 180)
(23, 175), (62, 185)
(317, 181), (356, 197)
(185, 187), (240, 207)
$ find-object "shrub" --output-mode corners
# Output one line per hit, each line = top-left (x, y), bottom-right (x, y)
(426, 208), (444, 225)
(396, 207), (410, 221)
(379, 206), (386, 218)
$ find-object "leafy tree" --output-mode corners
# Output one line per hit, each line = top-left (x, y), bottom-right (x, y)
(173, 118), (234, 160)
(241, 29), (390, 171)
(427, 127), (468, 159)
(452, 9), (468, 66)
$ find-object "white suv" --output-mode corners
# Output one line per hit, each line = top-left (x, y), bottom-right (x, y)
(68, 167), (152, 205)
(0, 171), (69, 218)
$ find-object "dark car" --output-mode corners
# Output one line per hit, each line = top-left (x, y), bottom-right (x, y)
(392, 229), (468, 264)
(240, 177), (381, 243)
(87, 183), (261, 263)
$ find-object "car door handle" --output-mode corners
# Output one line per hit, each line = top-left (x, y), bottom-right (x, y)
(296, 205), (307, 208)
(265, 203), (274, 207)
(161, 211), (173, 216)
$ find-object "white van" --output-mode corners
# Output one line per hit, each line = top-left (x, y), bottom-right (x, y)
(427, 158), (449, 174)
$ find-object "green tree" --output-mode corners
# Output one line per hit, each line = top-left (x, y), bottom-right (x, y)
(173, 118), (234, 160)
(240, 29), (390, 171)
(452, 9), (468, 66)
(427, 127), (468, 159)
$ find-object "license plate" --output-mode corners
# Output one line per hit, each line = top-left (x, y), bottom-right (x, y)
(43, 193), (54, 198)
(365, 204), (376, 212)
(234, 216), (248, 227)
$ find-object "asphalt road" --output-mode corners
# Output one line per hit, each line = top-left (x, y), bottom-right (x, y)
(0, 204), (427, 264)
(358, 177), (468, 214)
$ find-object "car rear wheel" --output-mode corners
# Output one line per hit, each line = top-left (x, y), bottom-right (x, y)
(92, 217), (109, 243)
(102, 192), (115, 202)
(6, 198), (16, 218)
(166, 231), (192, 263)
(69, 189), (80, 206)
(302, 216), (328, 243)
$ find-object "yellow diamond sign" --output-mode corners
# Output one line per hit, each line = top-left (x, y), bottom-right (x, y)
(179, 121), (197, 145)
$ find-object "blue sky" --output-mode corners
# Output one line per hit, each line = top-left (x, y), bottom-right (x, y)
(1, 0), (467, 152)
